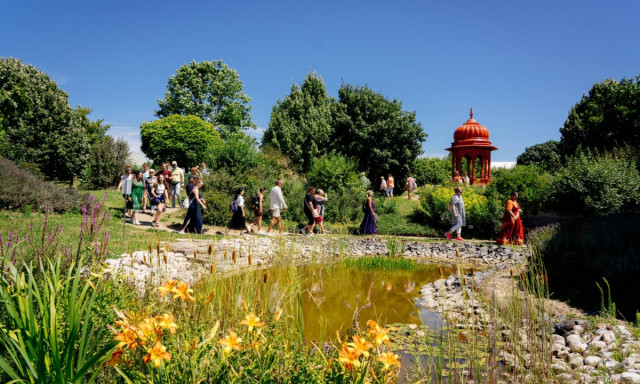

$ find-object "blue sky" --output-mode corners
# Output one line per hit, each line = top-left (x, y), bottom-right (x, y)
(2, 0), (639, 161)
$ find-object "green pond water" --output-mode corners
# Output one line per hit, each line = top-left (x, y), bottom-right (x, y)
(266, 260), (445, 342)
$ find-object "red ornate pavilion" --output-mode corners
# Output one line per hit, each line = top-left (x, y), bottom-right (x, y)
(446, 108), (498, 185)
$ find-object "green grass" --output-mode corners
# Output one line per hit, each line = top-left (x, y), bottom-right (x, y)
(343, 255), (418, 270)
(375, 193), (440, 237)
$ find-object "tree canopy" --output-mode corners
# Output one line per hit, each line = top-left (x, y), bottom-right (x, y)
(559, 76), (640, 156)
(0, 57), (91, 183)
(156, 60), (254, 140)
(140, 115), (222, 167)
(262, 72), (333, 171)
(516, 140), (561, 171)
(332, 84), (426, 184)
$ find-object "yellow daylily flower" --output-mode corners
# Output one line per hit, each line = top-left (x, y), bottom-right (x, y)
(376, 351), (401, 371)
(348, 335), (374, 358)
(156, 313), (177, 334)
(218, 330), (242, 354)
(106, 350), (123, 366)
(143, 341), (172, 368)
(239, 312), (264, 333)
(114, 328), (139, 349)
(338, 345), (362, 370)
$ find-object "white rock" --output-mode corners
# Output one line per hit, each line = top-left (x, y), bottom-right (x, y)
(621, 372), (640, 384)
(589, 340), (607, 350)
(566, 334), (582, 348)
(585, 356), (601, 367)
(552, 334), (566, 346)
(569, 355), (584, 368)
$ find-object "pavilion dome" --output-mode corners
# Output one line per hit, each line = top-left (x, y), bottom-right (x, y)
(453, 108), (490, 141)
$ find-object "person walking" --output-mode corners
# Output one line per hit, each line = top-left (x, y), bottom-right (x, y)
(252, 188), (265, 233)
(386, 173), (395, 199)
(150, 175), (169, 227)
(404, 174), (417, 201)
(170, 161), (184, 208)
(227, 188), (251, 234)
(266, 180), (288, 234)
(314, 189), (328, 234)
(145, 169), (157, 214)
(302, 187), (318, 235)
(445, 187), (466, 241)
(130, 170), (145, 225)
(141, 163), (150, 212)
(200, 162), (210, 176)
(463, 172), (470, 185)
(179, 177), (207, 234)
(117, 165), (134, 218)
(379, 176), (387, 197)
(360, 172), (370, 188)
(495, 191), (524, 245)
(359, 190), (377, 235)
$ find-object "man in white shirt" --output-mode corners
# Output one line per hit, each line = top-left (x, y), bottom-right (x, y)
(266, 180), (287, 234)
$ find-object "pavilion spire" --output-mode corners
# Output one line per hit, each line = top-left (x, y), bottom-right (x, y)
(470, 107), (474, 119)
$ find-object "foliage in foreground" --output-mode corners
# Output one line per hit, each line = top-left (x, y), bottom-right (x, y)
(0, 156), (85, 212)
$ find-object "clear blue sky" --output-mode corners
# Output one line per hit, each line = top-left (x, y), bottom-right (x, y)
(2, 0), (639, 162)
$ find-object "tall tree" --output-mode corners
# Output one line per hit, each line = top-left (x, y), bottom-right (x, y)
(560, 76), (640, 156)
(140, 115), (222, 167)
(516, 140), (561, 171)
(262, 72), (333, 170)
(331, 84), (427, 184)
(156, 60), (254, 140)
(0, 57), (90, 184)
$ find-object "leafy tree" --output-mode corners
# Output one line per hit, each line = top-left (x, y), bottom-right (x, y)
(412, 156), (450, 186)
(560, 76), (640, 156)
(140, 115), (222, 168)
(81, 135), (131, 188)
(211, 132), (260, 176)
(74, 106), (110, 147)
(156, 60), (254, 140)
(0, 57), (91, 184)
(331, 84), (427, 185)
(262, 72), (333, 171)
(516, 140), (561, 171)
(486, 165), (554, 215)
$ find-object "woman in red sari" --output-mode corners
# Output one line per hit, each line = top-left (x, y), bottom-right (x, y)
(496, 191), (524, 245)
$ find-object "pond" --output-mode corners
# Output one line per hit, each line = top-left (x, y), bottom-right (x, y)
(221, 257), (448, 343)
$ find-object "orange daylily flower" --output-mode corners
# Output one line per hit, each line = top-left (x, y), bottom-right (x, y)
(376, 351), (401, 371)
(115, 328), (139, 349)
(173, 281), (195, 301)
(348, 335), (374, 358)
(156, 313), (178, 334)
(143, 341), (172, 368)
(367, 320), (391, 347)
(218, 330), (242, 354)
(239, 312), (264, 333)
(158, 280), (178, 297)
(338, 345), (362, 370)
(106, 350), (123, 366)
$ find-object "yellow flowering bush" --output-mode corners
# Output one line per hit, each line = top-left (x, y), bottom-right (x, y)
(415, 184), (501, 238)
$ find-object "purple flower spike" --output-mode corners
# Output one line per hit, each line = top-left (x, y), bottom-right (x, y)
(81, 205), (87, 214)
(90, 194), (95, 203)
(106, 233), (110, 240)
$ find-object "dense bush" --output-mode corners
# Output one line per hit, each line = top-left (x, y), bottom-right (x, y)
(552, 149), (640, 215)
(210, 132), (260, 176)
(486, 165), (554, 215)
(415, 184), (500, 239)
(140, 115), (222, 167)
(200, 190), (234, 226)
(0, 157), (85, 212)
(80, 135), (131, 188)
(412, 156), (450, 186)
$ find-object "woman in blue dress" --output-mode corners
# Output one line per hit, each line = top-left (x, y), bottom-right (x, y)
(179, 178), (206, 234)
(359, 190), (377, 235)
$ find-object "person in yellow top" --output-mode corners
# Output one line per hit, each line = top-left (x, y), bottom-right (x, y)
(170, 161), (185, 208)
(386, 173), (394, 199)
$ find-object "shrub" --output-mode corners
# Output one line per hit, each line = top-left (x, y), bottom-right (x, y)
(200, 190), (234, 226)
(210, 132), (260, 176)
(486, 164), (554, 215)
(552, 149), (640, 215)
(412, 156), (450, 186)
(415, 184), (500, 239)
(140, 115), (222, 168)
(0, 156), (85, 212)
(81, 135), (131, 189)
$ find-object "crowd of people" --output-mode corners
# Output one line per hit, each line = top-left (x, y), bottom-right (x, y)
(118, 164), (524, 245)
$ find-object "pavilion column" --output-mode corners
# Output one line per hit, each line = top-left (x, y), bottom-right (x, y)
(451, 155), (455, 178)
(456, 155), (462, 176)
(471, 156), (476, 183)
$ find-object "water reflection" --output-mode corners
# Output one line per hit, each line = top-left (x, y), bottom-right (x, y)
(269, 261), (444, 342)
